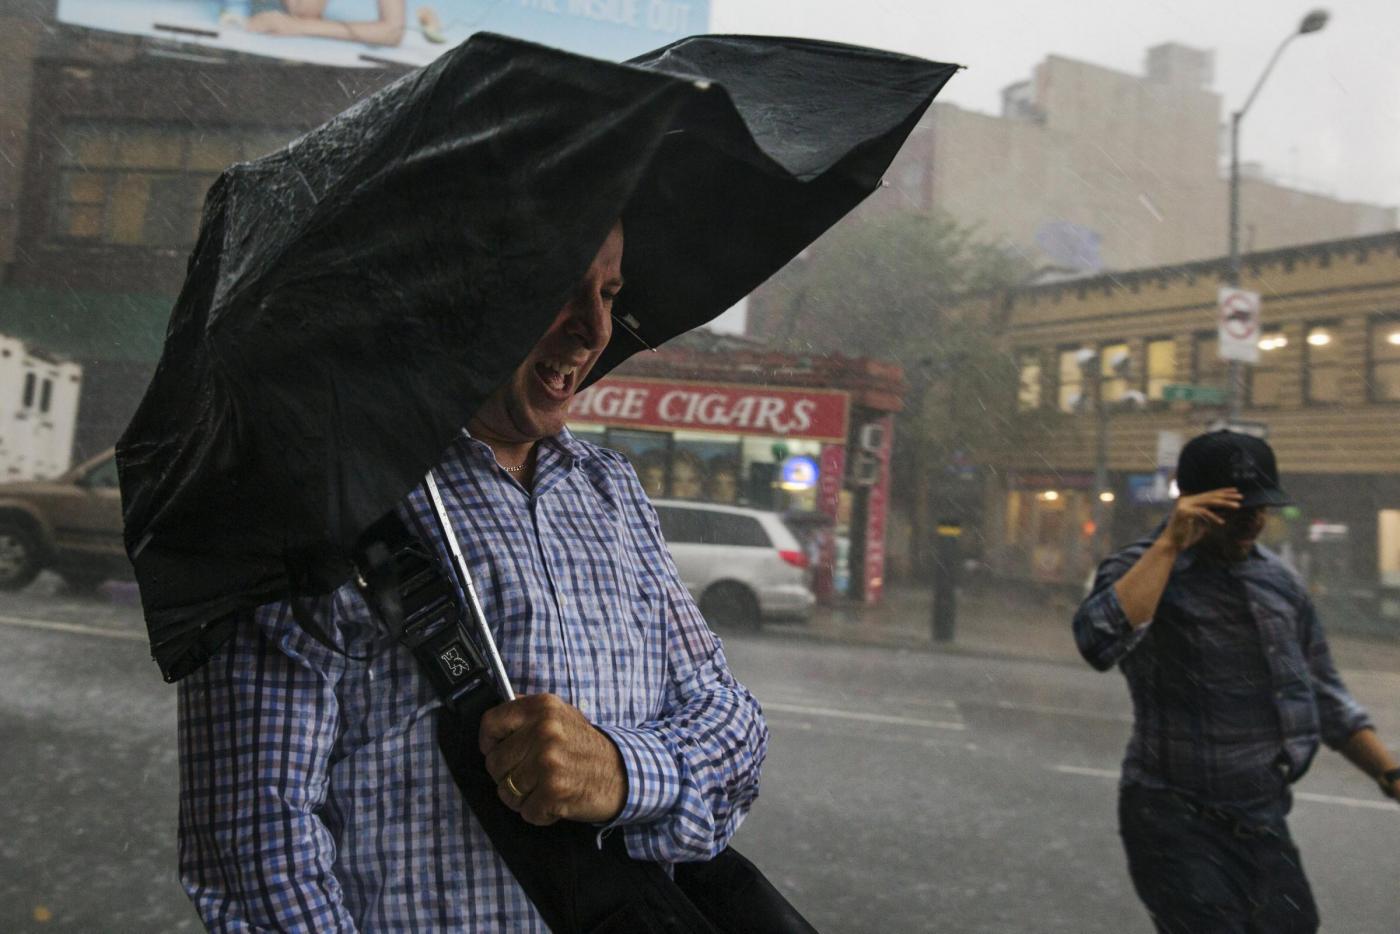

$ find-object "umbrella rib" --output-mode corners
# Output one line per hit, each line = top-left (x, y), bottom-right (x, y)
(611, 311), (657, 352)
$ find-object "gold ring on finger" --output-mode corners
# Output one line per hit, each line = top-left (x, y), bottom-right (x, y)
(504, 773), (524, 799)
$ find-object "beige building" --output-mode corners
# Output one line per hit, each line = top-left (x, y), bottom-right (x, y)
(974, 230), (1400, 636)
(878, 43), (1395, 272)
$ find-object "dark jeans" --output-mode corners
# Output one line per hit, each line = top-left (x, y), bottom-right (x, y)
(1118, 784), (1319, 934)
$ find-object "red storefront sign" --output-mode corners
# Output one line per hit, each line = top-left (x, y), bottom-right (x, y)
(862, 415), (894, 605)
(570, 378), (849, 442)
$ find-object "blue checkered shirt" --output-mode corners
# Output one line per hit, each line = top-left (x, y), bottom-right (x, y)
(176, 429), (769, 931)
(1073, 530), (1372, 821)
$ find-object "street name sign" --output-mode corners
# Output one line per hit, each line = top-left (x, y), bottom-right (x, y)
(1162, 384), (1228, 404)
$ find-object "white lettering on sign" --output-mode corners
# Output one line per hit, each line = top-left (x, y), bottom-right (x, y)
(619, 387), (647, 419)
(570, 382), (845, 438)
(790, 400), (815, 433)
(657, 390), (688, 421)
(568, 0), (640, 27)
(646, 0), (692, 31)
(523, 0), (691, 31)
(574, 385), (654, 419)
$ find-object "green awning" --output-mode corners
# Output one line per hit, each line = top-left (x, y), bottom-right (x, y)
(0, 286), (172, 363)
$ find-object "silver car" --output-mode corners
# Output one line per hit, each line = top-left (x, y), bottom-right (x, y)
(651, 499), (816, 629)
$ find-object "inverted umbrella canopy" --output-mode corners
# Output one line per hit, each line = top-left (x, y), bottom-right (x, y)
(116, 32), (958, 681)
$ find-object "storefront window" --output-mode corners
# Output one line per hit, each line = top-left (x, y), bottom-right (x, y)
(1305, 322), (1343, 404)
(1099, 341), (1130, 403)
(1016, 349), (1042, 411)
(606, 427), (670, 497)
(1145, 338), (1175, 401)
(1193, 332), (1227, 404)
(1057, 346), (1088, 412)
(53, 122), (294, 248)
(740, 435), (823, 512)
(1368, 316), (1400, 402)
(672, 432), (742, 502)
(1380, 509), (1400, 588)
(1249, 328), (1287, 407)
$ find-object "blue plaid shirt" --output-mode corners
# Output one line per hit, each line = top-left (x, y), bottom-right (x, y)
(1073, 530), (1372, 821)
(176, 429), (769, 931)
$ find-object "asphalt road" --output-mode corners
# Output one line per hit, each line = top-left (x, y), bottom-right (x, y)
(2, 588), (1397, 932)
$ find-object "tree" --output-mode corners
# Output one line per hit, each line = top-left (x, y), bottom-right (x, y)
(753, 210), (1070, 578)
(756, 210), (1031, 359)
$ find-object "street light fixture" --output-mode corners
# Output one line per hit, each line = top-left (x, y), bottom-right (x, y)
(1225, 9), (1329, 418)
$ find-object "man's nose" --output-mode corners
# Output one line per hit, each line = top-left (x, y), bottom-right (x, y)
(566, 290), (612, 350)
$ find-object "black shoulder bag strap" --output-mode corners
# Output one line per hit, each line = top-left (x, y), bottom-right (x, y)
(352, 510), (817, 934)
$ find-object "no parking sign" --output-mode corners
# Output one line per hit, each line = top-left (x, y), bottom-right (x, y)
(1217, 287), (1261, 364)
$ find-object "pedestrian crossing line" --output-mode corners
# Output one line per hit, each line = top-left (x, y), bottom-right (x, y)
(1050, 764), (1398, 811)
(1294, 791), (1397, 812)
(761, 701), (966, 731)
(0, 613), (147, 643)
(1051, 764), (1119, 779)
(984, 699), (1134, 724)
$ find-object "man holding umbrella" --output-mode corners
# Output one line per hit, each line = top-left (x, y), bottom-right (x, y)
(178, 219), (777, 930)
(1073, 430), (1400, 933)
(117, 31), (961, 934)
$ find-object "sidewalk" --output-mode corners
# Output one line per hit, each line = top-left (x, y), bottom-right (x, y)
(765, 583), (1400, 675)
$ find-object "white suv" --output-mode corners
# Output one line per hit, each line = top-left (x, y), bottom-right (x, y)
(651, 499), (815, 629)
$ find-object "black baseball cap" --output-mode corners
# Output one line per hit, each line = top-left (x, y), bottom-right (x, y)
(1176, 430), (1292, 508)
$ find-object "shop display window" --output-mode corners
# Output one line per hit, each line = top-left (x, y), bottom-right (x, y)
(1193, 332), (1228, 401)
(672, 432), (742, 503)
(1016, 350), (1042, 411)
(1099, 342), (1130, 403)
(1305, 322), (1343, 404)
(1368, 316), (1400, 402)
(1381, 510), (1400, 588)
(1249, 329), (1287, 407)
(1145, 338), (1175, 401)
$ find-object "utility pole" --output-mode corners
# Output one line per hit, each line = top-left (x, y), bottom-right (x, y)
(1225, 9), (1329, 418)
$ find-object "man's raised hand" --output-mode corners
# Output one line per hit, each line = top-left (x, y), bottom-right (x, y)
(1160, 487), (1242, 553)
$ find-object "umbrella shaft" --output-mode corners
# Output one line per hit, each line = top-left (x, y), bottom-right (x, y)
(423, 471), (516, 701)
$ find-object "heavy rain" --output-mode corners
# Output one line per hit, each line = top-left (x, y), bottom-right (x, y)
(1, 1), (1398, 931)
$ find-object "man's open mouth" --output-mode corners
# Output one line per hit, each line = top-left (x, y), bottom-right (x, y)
(535, 357), (578, 399)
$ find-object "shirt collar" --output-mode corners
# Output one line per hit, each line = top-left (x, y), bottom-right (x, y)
(457, 426), (593, 465)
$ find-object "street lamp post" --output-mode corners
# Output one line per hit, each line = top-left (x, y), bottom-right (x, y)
(1226, 9), (1329, 419)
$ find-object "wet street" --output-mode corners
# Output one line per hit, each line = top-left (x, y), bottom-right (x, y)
(2, 586), (1397, 933)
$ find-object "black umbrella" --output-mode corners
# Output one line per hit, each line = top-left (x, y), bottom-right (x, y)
(116, 32), (958, 682)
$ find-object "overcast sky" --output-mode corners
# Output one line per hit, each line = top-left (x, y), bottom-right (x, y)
(711, 0), (1400, 209)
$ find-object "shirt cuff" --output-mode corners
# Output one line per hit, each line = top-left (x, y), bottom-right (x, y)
(597, 724), (682, 827)
(1101, 585), (1141, 633)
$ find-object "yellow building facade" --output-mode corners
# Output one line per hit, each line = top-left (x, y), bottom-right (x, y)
(980, 230), (1400, 634)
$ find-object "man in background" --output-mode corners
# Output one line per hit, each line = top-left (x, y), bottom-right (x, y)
(1073, 429), (1400, 933)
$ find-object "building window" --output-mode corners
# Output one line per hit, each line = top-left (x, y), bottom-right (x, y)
(51, 122), (295, 248)
(1193, 332), (1228, 404)
(1368, 316), (1400, 402)
(1249, 328), (1287, 407)
(1016, 350), (1042, 411)
(1057, 347), (1090, 413)
(1099, 342), (1130, 404)
(1145, 338), (1175, 401)
(1305, 322), (1343, 404)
